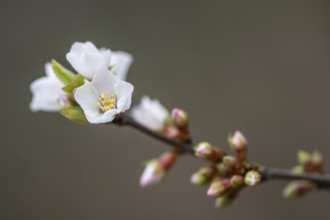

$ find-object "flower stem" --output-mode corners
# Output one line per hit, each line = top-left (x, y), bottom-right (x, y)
(114, 114), (330, 189)
(259, 167), (330, 189)
(114, 114), (194, 153)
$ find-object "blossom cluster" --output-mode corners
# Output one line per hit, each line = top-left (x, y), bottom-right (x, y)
(30, 41), (327, 208)
(30, 41), (134, 123)
(30, 41), (190, 189)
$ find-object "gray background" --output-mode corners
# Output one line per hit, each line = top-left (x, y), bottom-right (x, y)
(1, 0), (330, 219)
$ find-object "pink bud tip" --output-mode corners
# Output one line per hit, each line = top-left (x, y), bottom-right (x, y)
(207, 188), (217, 197)
(197, 147), (212, 155)
(139, 161), (164, 187)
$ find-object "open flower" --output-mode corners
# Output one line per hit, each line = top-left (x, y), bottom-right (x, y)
(131, 96), (169, 131)
(30, 63), (68, 112)
(111, 51), (133, 81)
(74, 67), (134, 123)
(66, 41), (111, 80)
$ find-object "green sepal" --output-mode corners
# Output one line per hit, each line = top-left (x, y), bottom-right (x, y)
(60, 106), (88, 124)
(62, 74), (84, 94)
(52, 59), (75, 84)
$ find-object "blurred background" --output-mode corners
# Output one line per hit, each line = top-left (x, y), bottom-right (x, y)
(1, 0), (330, 219)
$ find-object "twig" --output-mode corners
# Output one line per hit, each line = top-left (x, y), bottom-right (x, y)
(259, 167), (330, 189)
(114, 114), (330, 189)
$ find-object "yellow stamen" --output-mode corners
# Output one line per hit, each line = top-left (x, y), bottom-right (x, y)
(97, 92), (117, 112)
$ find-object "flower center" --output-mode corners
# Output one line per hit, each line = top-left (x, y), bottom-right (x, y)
(97, 92), (117, 112)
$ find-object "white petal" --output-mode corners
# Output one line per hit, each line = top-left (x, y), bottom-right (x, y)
(111, 51), (133, 80)
(30, 76), (63, 112)
(114, 80), (134, 112)
(74, 81), (100, 122)
(44, 62), (57, 79)
(89, 109), (118, 124)
(92, 68), (117, 95)
(66, 41), (111, 79)
(71, 41), (99, 54)
(131, 96), (169, 130)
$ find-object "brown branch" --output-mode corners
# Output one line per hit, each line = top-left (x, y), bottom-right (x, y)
(113, 114), (330, 189)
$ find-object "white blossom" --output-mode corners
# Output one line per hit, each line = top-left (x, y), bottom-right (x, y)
(110, 51), (133, 81)
(66, 41), (111, 80)
(74, 67), (134, 124)
(30, 63), (67, 112)
(131, 96), (169, 131)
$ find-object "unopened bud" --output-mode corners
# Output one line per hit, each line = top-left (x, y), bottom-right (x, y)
(230, 175), (244, 189)
(228, 131), (247, 149)
(140, 160), (165, 187)
(207, 178), (231, 197)
(194, 142), (224, 161)
(311, 151), (323, 173)
(158, 150), (177, 170)
(283, 181), (316, 199)
(217, 156), (242, 177)
(171, 108), (188, 127)
(297, 150), (310, 165)
(228, 131), (247, 161)
(217, 163), (227, 177)
(191, 165), (216, 185)
(298, 150), (324, 173)
(140, 150), (177, 187)
(223, 155), (238, 166)
(214, 191), (238, 208)
(244, 170), (261, 186)
(311, 151), (323, 164)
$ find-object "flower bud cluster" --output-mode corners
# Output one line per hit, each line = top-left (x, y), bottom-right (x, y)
(160, 108), (191, 142)
(282, 150), (324, 199)
(191, 131), (262, 207)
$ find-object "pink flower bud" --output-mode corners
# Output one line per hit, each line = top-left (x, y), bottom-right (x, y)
(244, 170), (261, 186)
(231, 131), (247, 147)
(139, 160), (165, 187)
(139, 150), (178, 187)
(283, 181), (316, 199)
(228, 131), (248, 161)
(194, 142), (224, 161)
(207, 178), (231, 197)
(158, 150), (177, 170)
(171, 108), (188, 127)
